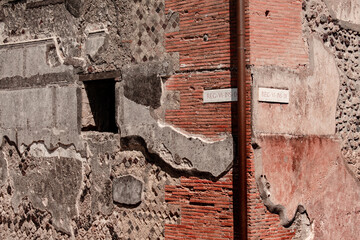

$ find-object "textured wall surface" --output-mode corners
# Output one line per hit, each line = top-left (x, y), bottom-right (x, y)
(0, 0), (237, 239)
(248, 0), (308, 68)
(302, 0), (360, 182)
(324, 0), (360, 25)
(252, 37), (340, 136)
(1, 0), (359, 239)
(251, 0), (360, 239)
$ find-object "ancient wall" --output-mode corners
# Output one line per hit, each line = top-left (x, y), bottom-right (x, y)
(1, 0), (359, 239)
(251, 0), (360, 239)
(0, 0), (237, 239)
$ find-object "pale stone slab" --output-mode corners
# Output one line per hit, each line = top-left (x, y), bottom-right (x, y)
(258, 87), (289, 104)
(203, 88), (237, 103)
(113, 175), (143, 205)
(0, 38), (72, 79)
(0, 86), (80, 147)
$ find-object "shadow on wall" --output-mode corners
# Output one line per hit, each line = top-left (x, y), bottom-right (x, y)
(228, 0), (242, 238)
(82, 79), (118, 133)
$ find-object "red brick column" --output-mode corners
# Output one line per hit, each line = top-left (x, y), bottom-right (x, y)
(164, 0), (307, 239)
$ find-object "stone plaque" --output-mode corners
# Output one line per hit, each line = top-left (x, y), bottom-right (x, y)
(203, 88), (238, 103)
(113, 175), (143, 205)
(258, 87), (289, 104)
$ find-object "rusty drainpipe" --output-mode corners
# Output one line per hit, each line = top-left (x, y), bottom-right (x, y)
(236, 0), (248, 238)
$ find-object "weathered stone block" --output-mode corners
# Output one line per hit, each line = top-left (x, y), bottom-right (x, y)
(113, 175), (143, 205)
(122, 62), (162, 109)
(0, 151), (7, 186)
(122, 58), (179, 109)
(85, 31), (106, 60)
(0, 38), (72, 80)
(65, 0), (83, 18)
(0, 86), (80, 148)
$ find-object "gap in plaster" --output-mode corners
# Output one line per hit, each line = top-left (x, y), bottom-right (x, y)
(81, 79), (118, 133)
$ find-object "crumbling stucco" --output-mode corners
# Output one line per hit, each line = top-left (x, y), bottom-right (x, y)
(251, 0), (360, 238)
(254, 136), (360, 239)
(257, 175), (311, 233)
(118, 81), (234, 178)
(252, 37), (340, 136)
(303, 0), (360, 181)
(324, 0), (360, 26)
(1, 140), (84, 235)
(0, 135), (181, 239)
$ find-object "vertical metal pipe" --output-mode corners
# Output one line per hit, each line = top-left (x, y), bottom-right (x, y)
(236, 0), (248, 238)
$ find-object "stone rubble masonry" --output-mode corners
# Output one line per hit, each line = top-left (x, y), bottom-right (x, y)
(303, 0), (360, 182)
(0, 1), (236, 238)
(0, 0), (184, 239)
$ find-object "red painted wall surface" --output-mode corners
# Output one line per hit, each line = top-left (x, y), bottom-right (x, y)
(259, 136), (360, 239)
(246, 0), (312, 238)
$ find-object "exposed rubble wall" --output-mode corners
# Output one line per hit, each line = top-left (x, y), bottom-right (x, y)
(306, 0), (360, 182)
(0, 0), (236, 239)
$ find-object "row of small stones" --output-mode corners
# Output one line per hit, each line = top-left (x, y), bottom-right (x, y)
(303, 0), (360, 177)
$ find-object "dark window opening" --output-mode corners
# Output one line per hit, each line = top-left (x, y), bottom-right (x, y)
(82, 79), (118, 133)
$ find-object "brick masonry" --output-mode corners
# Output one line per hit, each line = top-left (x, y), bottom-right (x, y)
(165, 173), (234, 239)
(163, 0), (238, 237)
(165, 71), (236, 139)
(248, 0), (308, 69)
(164, 0), (237, 139)
(163, 0), (300, 238)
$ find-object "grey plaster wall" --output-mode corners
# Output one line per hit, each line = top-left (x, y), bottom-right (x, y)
(0, 85), (81, 148)
(0, 39), (72, 79)
(118, 81), (234, 178)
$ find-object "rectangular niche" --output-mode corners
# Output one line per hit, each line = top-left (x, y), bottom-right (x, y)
(81, 79), (118, 133)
